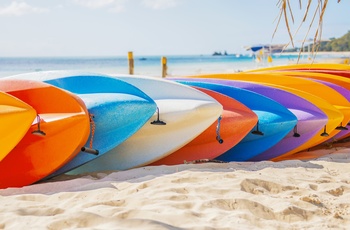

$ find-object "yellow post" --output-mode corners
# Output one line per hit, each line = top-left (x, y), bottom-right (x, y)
(128, 51), (134, 75)
(161, 56), (167, 78)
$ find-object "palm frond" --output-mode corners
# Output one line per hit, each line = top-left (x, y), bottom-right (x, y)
(275, 0), (340, 59)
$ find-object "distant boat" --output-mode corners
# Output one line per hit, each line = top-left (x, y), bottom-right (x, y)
(139, 57), (147, 61)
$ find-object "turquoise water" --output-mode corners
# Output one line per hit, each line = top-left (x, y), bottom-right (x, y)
(0, 54), (332, 78)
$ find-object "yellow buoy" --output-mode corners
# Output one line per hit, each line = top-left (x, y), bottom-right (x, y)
(267, 55), (273, 63)
(256, 56), (261, 63)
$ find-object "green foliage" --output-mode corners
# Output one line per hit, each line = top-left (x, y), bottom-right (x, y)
(314, 30), (350, 51)
(284, 31), (350, 52)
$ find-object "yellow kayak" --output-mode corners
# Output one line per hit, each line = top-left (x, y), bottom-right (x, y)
(246, 63), (350, 72)
(268, 70), (350, 92)
(0, 92), (36, 161)
(265, 71), (350, 139)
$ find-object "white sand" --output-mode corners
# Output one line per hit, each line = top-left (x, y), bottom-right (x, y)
(0, 145), (349, 229)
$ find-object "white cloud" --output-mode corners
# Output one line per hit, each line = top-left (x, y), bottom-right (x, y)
(0, 1), (48, 16)
(73, 0), (125, 12)
(71, 0), (179, 12)
(73, 0), (115, 9)
(108, 0), (126, 13)
(142, 0), (179, 10)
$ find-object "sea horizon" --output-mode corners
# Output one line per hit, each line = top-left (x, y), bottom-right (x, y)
(0, 52), (349, 78)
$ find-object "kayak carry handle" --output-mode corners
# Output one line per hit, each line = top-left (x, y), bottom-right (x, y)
(293, 125), (300, 137)
(320, 126), (329, 137)
(81, 147), (99, 155)
(335, 122), (348, 130)
(151, 107), (166, 125)
(216, 116), (224, 144)
(251, 121), (264, 136)
(32, 115), (46, 136)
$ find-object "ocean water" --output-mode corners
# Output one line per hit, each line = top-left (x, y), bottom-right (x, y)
(0, 53), (341, 78)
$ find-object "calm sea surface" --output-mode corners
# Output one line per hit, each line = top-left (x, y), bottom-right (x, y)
(0, 53), (343, 78)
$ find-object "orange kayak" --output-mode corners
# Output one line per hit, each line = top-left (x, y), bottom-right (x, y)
(150, 87), (258, 165)
(0, 79), (90, 188)
(0, 92), (36, 161)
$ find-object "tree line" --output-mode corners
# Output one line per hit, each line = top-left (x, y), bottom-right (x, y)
(286, 30), (350, 52)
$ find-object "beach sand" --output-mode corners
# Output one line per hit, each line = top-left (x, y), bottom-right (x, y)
(0, 143), (349, 229)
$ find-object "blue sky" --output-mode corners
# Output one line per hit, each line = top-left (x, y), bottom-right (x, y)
(0, 0), (349, 57)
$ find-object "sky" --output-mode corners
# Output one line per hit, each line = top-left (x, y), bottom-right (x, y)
(0, 0), (350, 57)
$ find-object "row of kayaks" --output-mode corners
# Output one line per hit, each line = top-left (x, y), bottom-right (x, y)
(1, 63), (350, 188)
